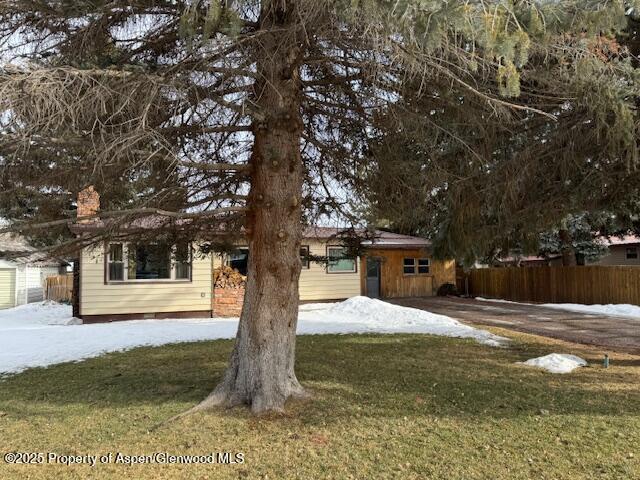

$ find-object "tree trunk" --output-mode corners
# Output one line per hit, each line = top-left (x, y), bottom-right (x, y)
(72, 256), (80, 318)
(559, 228), (576, 266)
(199, 2), (306, 414)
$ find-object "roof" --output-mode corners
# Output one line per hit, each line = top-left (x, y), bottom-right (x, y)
(304, 226), (431, 249)
(71, 219), (432, 250)
(0, 232), (63, 266)
(601, 235), (640, 246)
(361, 230), (432, 249)
(497, 254), (561, 264)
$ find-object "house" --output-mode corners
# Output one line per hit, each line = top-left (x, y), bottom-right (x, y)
(476, 234), (640, 268)
(591, 235), (640, 266)
(70, 188), (455, 322)
(0, 231), (67, 309)
(492, 254), (563, 268)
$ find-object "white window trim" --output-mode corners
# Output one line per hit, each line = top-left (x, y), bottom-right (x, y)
(327, 246), (357, 274)
(403, 257), (417, 276)
(106, 242), (192, 283)
(418, 258), (430, 274)
(404, 257), (431, 276)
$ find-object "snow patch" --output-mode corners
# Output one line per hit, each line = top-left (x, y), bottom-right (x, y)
(476, 297), (640, 319)
(521, 353), (588, 374)
(539, 303), (640, 319)
(0, 297), (507, 376)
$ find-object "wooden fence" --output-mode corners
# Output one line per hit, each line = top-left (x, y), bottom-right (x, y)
(45, 274), (73, 303)
(468, 266), (640, 305)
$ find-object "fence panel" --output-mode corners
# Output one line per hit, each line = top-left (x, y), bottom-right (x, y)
(468, 266), (640, 305)
(45, 274), (73, 303)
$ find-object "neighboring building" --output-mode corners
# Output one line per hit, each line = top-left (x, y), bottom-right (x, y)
(492, 254), (563, 268)
(0, 232), (67, 309)
(591, 235), (640, 266)
(481, 235), (640, 268)
(70, 188), (455, 322)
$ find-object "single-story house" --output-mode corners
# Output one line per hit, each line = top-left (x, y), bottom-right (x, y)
(0, 232), (67, 309)
(492, 235), (640, 268)
(71, 188), (455, 322)
(592, 235), (640, 266)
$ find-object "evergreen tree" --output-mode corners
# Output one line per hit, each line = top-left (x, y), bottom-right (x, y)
(0, 1), (636, 413)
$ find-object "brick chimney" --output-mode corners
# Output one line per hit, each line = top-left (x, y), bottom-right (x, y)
(77, 186), (100, 223)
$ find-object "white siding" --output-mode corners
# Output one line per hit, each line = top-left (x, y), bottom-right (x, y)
(0, 268), (16, 309)
(214, 240), (361, 301)
(80, 245), (213, 316)
(299, 241), (361, 301)
(14, 265), (26, 306)
(14, 265), (60, 305)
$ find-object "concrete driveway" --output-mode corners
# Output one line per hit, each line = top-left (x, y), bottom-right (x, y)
(390, 296), (640, 355)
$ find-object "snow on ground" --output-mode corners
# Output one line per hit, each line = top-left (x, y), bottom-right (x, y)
(476, 297), (640, 319)
(539, 303), (640, 319)
(520, 353), (588, 374)
(0, 297), (507, 376)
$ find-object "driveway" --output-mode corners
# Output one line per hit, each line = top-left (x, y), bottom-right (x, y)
(390, 296), (640, 355)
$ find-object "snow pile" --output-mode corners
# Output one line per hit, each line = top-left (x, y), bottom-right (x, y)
(0, 297), (507, 376)
(521, 353), (588, 374)
(298, 296), (507, 346)
(0, 301), (80, 327)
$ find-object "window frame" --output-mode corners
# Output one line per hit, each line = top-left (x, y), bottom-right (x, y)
(105, 242), (193, 284)
(403, 257), (431, 276)
(403, 257), (416, 275)
(300, 245), (310, 269)
(226, 247), (249, 276)
(626, 247), (639, 260)
(326, 245), (357, 274)
(418, 258), (430, 274)
(107, 243), (125, 282)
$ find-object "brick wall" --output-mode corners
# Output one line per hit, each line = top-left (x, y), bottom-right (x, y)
(77, 185), (100, 222)
(213, 287), (245, 317)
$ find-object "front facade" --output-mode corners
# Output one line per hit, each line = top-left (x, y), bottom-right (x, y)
(73, 183), (453, 321)
(76, 229), (454, 322)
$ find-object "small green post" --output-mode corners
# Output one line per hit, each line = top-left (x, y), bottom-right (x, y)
(603, 354), (609, 369)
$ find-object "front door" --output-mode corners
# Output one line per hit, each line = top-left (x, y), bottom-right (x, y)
(366, 257), (381, 298)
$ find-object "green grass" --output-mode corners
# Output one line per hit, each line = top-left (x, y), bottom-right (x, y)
(1, 330), (639, 479)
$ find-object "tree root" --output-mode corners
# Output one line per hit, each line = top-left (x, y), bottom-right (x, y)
(149, 385), (312, 431)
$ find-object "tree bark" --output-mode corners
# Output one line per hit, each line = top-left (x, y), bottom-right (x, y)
(559, 228), (577, 266)
(198, 2), (307, 414)
(72, 256), (80, 318)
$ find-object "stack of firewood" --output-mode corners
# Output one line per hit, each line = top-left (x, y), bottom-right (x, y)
(213, 266), (247, 288)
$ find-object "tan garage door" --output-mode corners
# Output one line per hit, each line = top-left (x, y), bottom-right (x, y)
(0, 268), (16, 309)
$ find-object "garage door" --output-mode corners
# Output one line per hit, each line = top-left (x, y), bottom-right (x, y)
(0, 269), (16, 310)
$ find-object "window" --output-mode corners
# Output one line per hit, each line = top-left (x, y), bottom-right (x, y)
(108, 243), (124, 281)
(327, 246), (357, 273)
(403, 258), (416, 275)
(627, 247), (638, 260)
(175, 242), (192, 280)
(128, 243), (171, 280)
(106, 242), (192, 282)
(229, 248), (249, 276)
(300, 246), (310, 269)
(404, 258), (430, 275)
(418, 258), (430, 274)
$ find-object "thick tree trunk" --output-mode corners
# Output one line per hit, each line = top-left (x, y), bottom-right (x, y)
(199, 2), (306, 414)
(72, 256), (80, 318)
(559, 228), (577, 266)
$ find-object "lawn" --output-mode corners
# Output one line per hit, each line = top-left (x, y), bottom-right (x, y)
(0, 330), (639, 480)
